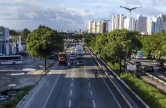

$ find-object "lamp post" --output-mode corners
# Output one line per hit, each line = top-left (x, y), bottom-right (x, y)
(120, 6), (142, 30)
(101, 19), (110, 33)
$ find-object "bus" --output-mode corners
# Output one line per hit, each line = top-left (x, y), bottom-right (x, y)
(0, 55), (23, 65)
(136, 51), (144, 58)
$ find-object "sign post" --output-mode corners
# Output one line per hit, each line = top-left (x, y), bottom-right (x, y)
(127, 65), (137, 76)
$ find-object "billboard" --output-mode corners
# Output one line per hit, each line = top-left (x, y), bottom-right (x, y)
(127, 65), (136, 71)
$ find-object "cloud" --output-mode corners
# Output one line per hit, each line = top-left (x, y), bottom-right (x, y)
(2, 13), (12, 16)
(0, 2), (95, 31)
(159, 0), (166, 5)
(123, 0), (141, 5)
(17, 13), (31, 20)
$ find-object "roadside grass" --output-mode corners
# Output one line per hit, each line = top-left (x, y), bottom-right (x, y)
(107, 62), (166, 108)
(0, 86), (32, 108)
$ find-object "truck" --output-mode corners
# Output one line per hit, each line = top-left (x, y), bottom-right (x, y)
(58, 52), (67, 65)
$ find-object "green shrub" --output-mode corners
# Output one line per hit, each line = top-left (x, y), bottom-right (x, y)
(120, 73), (166, 108)
(0, 86), (32, 108)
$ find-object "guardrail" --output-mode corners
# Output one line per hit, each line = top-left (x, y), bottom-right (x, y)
(127, 61), (166, 87)
(86, 47), (150, 108)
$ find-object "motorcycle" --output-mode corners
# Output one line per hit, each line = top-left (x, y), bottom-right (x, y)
(95, 73), (98, 78)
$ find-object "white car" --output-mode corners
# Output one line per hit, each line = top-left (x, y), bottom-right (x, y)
(70, 55), (75, 60)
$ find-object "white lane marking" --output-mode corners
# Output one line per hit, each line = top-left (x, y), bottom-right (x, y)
(73, 72), (74, 75)
(87, 77), (89, 80)
(89, 83), (90, 87)
(70, 90), (72, 96)
(90, 90), (93, 95)
(91, 58), (122, 108)
(93, 100), (96, 107)
(43, 66), (64, 108)
(69, 100), (71, 108)
(72, 78), (73, 80)
(71, 83), (73, 87)
(86, 72), (87, 75)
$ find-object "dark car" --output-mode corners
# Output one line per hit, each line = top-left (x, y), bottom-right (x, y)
(77, 60), (83, 66)
(134, 61), (141, 66)
(158, 66), (166, 74)
(144, 66), (154, 72)
(156, 62), (164, 68)
(17, 51), (28, 56)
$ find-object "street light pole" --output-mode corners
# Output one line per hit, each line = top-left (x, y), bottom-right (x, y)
(120, 6), (142, 30)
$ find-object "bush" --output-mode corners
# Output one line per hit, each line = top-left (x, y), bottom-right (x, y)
(120, 73), (166, 108)
(0, 86), (32, 108)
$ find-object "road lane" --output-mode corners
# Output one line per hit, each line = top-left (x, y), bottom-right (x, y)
(18, 62), (66, 108)
(84, 53), (129, 108)
(130, 58), (166, 82)
(19, 43), (138, 108)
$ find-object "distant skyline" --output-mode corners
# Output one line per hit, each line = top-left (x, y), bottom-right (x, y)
(0, 0), (166, 31)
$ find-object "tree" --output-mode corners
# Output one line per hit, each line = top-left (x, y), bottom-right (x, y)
(21, 28), (31, 41)
(26, 25), (64, 71)
(9, 30), (17, 36)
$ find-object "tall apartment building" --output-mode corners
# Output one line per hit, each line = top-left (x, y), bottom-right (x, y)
(135, 15), (147, 32)
(147, 18), (155, 35)
(152, 15), (163, 33)
(124, 17), (135, 30)
(112, 14), (126, 30)
(88, 21), (109, 34)
(159, 14), (166, 32)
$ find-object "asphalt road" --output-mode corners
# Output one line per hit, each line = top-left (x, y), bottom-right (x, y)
(18, 43), (133, 108)
(129, 58), (166, 82)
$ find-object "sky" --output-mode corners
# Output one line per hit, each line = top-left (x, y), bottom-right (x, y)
(0, 0), (166, 31)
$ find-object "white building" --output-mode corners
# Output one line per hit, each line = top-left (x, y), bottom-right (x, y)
(124, 17), (135, 30)
(135, 15), (147, 32)
(147, 18), (155, 35)
(112, 14), (126, 30)
(88, 21), (109, 34)
(159, 14), (166, 32)
(152, 15), (163, 33)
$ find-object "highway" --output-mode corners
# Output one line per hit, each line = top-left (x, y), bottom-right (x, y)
(129, 58), (166, 82)
(18, 42), (142, 108)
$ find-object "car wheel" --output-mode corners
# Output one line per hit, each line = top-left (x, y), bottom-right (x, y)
(12, 62), (15, 65)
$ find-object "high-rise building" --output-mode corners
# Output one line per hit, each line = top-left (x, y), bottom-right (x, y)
(152, 15), (163, 33)
(112, 14), (126, 30)
(147, 18), (155, 35)
(135, 15), (147, 32)
(88, 21), (109, 34)
(159, 14), (166, 32)
(124, 17), (135, 30)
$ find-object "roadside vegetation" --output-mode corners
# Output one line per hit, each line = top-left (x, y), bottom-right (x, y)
(84, 29), (166, 108)
(0, 86), (32, 108)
